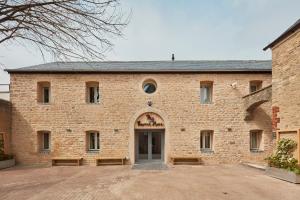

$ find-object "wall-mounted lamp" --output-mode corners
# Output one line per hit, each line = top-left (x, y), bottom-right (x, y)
(147, 101), (153, 107)
(230, 82), (237, 89)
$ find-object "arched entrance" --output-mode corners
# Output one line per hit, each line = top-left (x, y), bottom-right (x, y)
(134, 112), (165, 163)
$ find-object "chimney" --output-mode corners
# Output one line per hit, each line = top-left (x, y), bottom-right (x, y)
(172, 54), (175, 61)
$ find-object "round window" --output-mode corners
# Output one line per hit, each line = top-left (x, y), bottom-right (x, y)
(143, 80), (157, 94)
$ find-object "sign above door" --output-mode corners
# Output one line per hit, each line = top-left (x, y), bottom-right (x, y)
(135, 112), (165, 129)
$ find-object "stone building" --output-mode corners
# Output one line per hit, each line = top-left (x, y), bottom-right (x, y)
(264, 18), (300, 161)
(6, 60), (273, 166)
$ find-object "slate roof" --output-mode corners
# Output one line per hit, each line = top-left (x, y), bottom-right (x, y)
(6, 60), (272, 73)
(264, 18), (300, 50)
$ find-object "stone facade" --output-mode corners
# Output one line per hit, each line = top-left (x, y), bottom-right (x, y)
(9, 72), (272, 165)
(0, 99), (11, 154)
(270, 27), (300, 161)
(271, 29), (300, 131)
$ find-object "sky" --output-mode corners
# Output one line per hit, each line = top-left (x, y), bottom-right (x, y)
(0, 0), (300, 85)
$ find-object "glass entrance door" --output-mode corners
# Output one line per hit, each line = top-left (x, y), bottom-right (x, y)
(138, 132), (148, 160)
(151, 132), (162, 160)
(136, 130), (164, 162)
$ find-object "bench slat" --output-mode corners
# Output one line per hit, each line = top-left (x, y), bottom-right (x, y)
(52, 157), (83, 166)
(171, 157), (202, 165)
(96, 157), (126, 166)
(52, 158), (82, 160)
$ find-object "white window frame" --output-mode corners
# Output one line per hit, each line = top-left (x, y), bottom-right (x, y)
(42, 86), (50, 103)
(249, 81), (262, 93)
(250, 85), (258, 93)
(200, 131), (213, 151)
(88, 132), (100, 151)
(250, 130), (262, 151)
(87, 86), (100, 104)
(200, 82), (213, 104)
(42, 132), (50, 151)
(37, 82), (50, 104)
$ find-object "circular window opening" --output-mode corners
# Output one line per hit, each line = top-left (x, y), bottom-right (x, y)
(143, 80), (157, 94)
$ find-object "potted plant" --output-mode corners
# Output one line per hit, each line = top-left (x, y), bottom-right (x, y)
(266, 138), (300, 183)
(0, 136), (15, 169)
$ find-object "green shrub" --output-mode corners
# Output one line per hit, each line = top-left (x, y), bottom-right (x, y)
(266, 138), (300, 174)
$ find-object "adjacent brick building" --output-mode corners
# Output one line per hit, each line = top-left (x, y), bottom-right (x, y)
(264, 18), (300, 162)
(6, 61), (273, 165)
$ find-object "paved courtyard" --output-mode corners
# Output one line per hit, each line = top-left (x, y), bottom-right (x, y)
(0, 164), (299, 200)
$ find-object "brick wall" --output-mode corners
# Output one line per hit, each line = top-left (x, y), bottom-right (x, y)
(10, 73), (272, 165)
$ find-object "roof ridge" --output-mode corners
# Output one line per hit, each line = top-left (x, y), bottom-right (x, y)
(54, 59), (271, 61)
(28, 59), (272, 64)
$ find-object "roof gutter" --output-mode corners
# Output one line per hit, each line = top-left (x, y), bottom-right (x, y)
(263, 19), (300, 51)
(5, 70), (272, 74)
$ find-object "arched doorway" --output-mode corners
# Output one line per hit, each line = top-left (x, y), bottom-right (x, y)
(134, 112), (165, 163)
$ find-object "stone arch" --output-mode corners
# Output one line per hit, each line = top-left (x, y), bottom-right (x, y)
(243, 85), (272, 121)
(128, 108), (169, 164)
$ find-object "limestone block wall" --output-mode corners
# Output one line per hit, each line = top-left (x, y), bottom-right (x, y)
(271, 29), (300, 162)
(10, 72), (272, 165)
(271, 29), (300, 131)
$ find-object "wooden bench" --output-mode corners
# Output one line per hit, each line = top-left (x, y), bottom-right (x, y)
(171, 157), (202, 165)
(96, 157), (126, 166)
(51, 157), (83, 166)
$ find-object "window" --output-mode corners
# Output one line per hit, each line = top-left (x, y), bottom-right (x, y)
(200, 130), (213, 151)
(38, 131), (51, 151)
(200, 81), (213, 104)
(143, 79), (157, 94)
(249, 81), (262, 93)
(250, 130), (263, 151)
(87, 132), (100, 151)
(86, 82), (99, 103)
(43, 132), (50, 150)
(89, 87), (99, 103)
(43, 87), (50, 103)
(37, 82), (51, 103)
(0, 133), (4, 153)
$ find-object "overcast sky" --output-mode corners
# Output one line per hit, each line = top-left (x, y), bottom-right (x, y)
(0, 0), (300, 84)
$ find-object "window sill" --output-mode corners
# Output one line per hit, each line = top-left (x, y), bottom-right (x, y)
(87, 150), (100, 153)
(39, 150), (50, 154)
(250, 149), (264, 153)
(201, 149), (214, 154)
(37, 103), (51, 105)
(200, 102), (214, 105)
